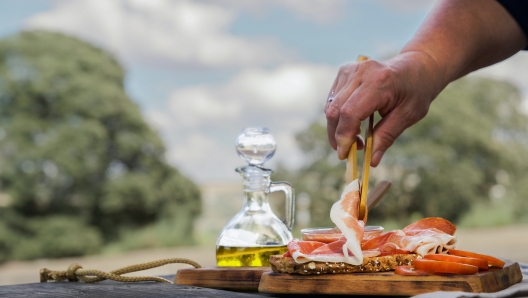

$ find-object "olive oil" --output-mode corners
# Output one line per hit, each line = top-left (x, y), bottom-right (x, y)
(216, 245), (288, 266)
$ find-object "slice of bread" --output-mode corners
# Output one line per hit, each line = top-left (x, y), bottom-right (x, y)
(269, 254), (418, 275)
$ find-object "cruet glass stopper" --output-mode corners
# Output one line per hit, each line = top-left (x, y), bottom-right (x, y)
(235, 127), (276, 166)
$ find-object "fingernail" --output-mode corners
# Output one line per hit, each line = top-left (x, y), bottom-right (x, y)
(372, 150), (384, 166)
(337, 145), (346, 160)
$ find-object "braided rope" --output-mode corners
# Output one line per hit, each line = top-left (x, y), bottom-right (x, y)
(40, 258), (202, 284)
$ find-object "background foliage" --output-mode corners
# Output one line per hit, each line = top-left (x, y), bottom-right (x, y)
(275, 76), (528, 230)
(2, 30), (528, 263)
(0, 31), (201, 262)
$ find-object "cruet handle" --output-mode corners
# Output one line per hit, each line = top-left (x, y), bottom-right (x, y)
(270, 181), (295, 231)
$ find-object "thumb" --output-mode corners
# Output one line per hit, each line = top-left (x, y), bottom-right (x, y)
(371, 113), (409, 167)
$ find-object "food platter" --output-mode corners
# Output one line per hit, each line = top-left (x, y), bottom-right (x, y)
(174, 260), (523, 295)
(258, 261), (523, 295)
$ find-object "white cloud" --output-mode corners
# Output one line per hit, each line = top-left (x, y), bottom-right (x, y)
(145, 63), (337, 183)
(167, 86), (242, 128)
(24, 0), (294, 69)
(144, 109), (173, 132)
(265, 0), (347, 25)
(201, 0), (348, 25)
(165, 133), (242, 183)
(23, 0), (348, 70)
(24, 0), (346, 183)
(147, 52), (528, 184)
(231, 65), (329, 113)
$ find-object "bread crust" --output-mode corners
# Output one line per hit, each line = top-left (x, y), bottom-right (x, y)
(270, 254), (418, 275)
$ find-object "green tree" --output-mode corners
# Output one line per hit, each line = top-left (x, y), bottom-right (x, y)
(276, 77), (528, 228)
(0, 31), (201, 262)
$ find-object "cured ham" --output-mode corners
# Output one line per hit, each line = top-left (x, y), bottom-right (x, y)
(403, 217), (456, 236)
(288, 237), (380, 264)
(329, 179), (365, 265)
(288, 218), (457, 265)
(288, 179), (379, 265)
(361, 228), (456, 256)
(286, 177), (458, 265)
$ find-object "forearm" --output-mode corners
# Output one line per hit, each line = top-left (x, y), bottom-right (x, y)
(401, 0), (527, 88)
(325, 0), (527, 163)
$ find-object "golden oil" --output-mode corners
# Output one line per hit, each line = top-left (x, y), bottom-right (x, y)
(216, 245), (288, 267)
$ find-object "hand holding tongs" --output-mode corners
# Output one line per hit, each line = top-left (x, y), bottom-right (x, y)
(345, 55), (373, 222)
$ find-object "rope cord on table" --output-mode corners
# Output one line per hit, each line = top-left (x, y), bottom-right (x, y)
(40, 258), (202, 283)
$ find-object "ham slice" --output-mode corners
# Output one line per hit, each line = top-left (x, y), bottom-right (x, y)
(288, 179), (376, 265)
(289, 220), (457, 265)
(365, 217), (457, 255)
(286, 178), (458, 265)
(403, 217), (456, 236)
(362, 228), (457, 255)
(288, 237), (381, 264)
(329, 179), (365, 265)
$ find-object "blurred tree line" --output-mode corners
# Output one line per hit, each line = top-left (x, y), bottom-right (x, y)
(0, 31), (201, 262)
(275, 76), (528, 229)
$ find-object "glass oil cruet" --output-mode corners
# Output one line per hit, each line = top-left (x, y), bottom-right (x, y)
(216, 127), (295, 267)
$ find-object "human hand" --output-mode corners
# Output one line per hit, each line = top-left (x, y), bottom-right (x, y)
(324, 52), (445, 166)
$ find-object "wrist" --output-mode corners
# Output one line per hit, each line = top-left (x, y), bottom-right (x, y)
(387, 51), (449, 103)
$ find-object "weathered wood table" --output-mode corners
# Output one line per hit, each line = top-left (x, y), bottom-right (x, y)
(1, 263), (527, 298)
(0, 275), (272, 298)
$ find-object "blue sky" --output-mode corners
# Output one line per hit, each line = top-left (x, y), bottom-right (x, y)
(121, 1), (434, 110)
(1, 0), (527, 184)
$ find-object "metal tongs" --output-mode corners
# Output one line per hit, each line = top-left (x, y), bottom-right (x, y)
(345, 55), (373, 221)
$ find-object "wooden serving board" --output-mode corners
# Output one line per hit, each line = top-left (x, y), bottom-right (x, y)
(258, 261), (522, 296)
(175, 267), (270, 291)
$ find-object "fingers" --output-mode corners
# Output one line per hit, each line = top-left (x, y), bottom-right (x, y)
(370, 112), (409, 166)
(325, 55), (435, 166)
(334, 83), (381, 159)
(334, 108), (361, 159)
(324, 78), (338, 113)
(325, 77), (340, 150)
(325, 64), (363, 155)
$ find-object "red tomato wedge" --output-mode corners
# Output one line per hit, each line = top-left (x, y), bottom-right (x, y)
(424, 254), (488, 270)
(395, 265), (431, 276)
(413, 259), (479, 275)
(448, 249), (505, 268)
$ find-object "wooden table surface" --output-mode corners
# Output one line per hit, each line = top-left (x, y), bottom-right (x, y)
(0, 277), (340, 298)
(0, 274), (418, 298)
(1, 264), (527, 298)
(0, 275), (272, 298)
(0, 279), (391, 298)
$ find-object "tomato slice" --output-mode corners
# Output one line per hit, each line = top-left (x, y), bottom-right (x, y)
(424, 254), (488, 271)
(395, 265), (431, 276)
(448, 249), (505, 268)
(413, 259), (478, 275)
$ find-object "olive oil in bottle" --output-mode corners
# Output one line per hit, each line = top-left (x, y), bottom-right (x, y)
(216, 129), (295, 267)
(216, 245), (288, 267)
